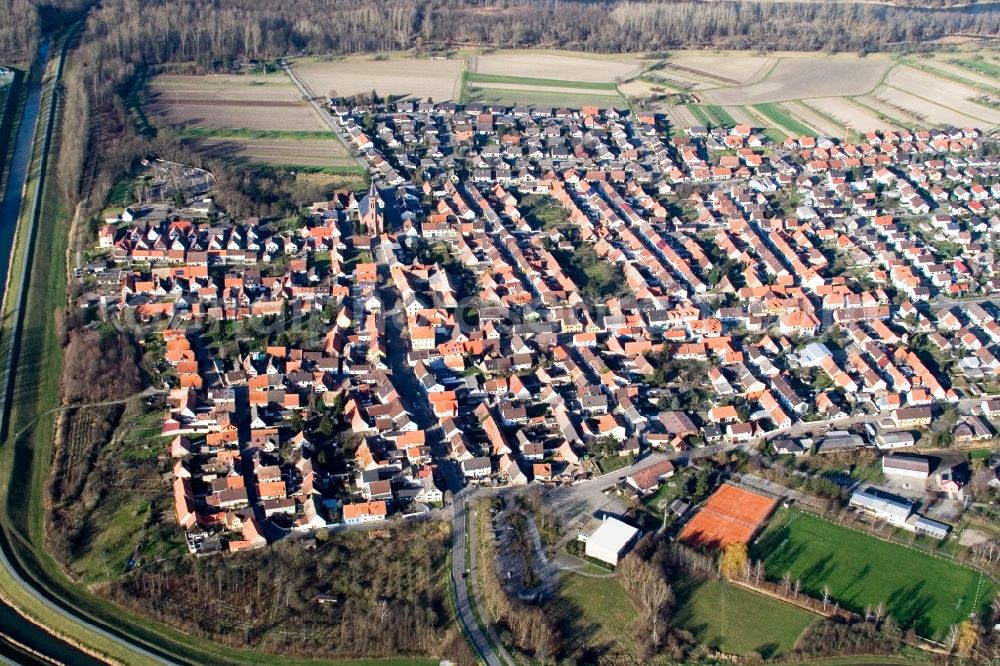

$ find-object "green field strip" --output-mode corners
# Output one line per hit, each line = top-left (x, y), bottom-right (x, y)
(705, 105), (736, 127)
(753, 103), (817, 137)
(950, 57), (1000, 80)
(687, 105), (712, 126)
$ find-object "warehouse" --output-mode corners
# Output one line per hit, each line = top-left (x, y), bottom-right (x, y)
(882, 454), (931, 480)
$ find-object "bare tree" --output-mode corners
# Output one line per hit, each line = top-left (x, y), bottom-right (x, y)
(753, 560), (764, 587)
(782, 571), (791, 597)
(793, 578), (801, 600)
(874, 601), (886, 624)
(822, 585), (831, 612)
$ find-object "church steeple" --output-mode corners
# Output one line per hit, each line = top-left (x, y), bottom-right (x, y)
(360, 181), (383, 236)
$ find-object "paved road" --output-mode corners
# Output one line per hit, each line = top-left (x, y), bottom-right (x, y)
(281, 62), (364, 170)
(452, 496), (514, 666)
(0, 29), (179, 666)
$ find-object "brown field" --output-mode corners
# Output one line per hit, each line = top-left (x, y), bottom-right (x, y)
(679, 484), (778, 549)
(292, 56), (463, 102)
(919, 59), (1000, 90)
(150, 74), (302, 102)
(854, 94), (921, 125)
(148, 75), (324, 131)
(883, 65), (1000, 125)
(804, 97), (897, 132)
(667, 54), (774, 85)
(700, 56), (893, 105)
(182, 137), (354, 168)
(873, 85), (985, 127)
(473, 51), (643, 82)
(785, 101), (848, 137)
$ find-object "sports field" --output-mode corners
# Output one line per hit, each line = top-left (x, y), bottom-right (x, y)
(679, 484), (777, 548)
(674, 578), (818, 658)
(752, 509), (995, 640)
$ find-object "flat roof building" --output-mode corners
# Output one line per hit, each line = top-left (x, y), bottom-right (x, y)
(583, 516), (640, 566)
(850, 487), (913, 527)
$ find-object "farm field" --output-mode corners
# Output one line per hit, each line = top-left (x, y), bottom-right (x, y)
(950, 55), (1000, 80)
(872, 84), (984, 128)
(148, 74), (323, 131)
(460, 67), (627, 108)
(752, 509), (995, 640)
(753, 103), (817, 138)
(698, 56), (893, 106)
(473, 51), (643, 83)
(293, 55), (462, 102)
(804, 97), (895, 133)
(674, 578), (818, 658)
(912, 59), (1000, 92)
(665, 54), (773, 85)
(181, 136), (354, 169)
(463, 86), (624, 108)
(883, 66), (1000, 125)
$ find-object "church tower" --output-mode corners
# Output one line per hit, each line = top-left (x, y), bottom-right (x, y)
(359, 181), (384, 236)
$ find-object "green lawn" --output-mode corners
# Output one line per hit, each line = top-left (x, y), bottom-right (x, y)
(753, 104), (816, 137)
(554, 572), (639, 660)
(674, 578), (818, 659)
(752, 509), (995, 640)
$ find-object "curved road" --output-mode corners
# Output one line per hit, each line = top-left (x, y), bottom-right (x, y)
(0, 29), (179, 666)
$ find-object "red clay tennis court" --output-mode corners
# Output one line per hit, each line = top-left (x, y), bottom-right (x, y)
(679, 484), (778, 549)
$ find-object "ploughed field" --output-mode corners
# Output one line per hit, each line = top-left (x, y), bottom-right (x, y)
(146, 74), (354, 169)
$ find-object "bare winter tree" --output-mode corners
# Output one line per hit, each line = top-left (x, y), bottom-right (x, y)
(822, 585), (831, 612)
(782, 571), (791, 597)
(874, 601), (886, 624)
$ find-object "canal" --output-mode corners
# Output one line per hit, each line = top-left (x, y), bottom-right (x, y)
(0, 36), (111, 666)
(0, 38), (46, 306)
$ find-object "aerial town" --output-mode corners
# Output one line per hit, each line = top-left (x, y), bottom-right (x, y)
(84, 99), (1000, 658)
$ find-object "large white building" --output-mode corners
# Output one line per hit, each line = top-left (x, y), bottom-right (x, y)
(580, 516), (640, 566)
(849, 487), (913, 527)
